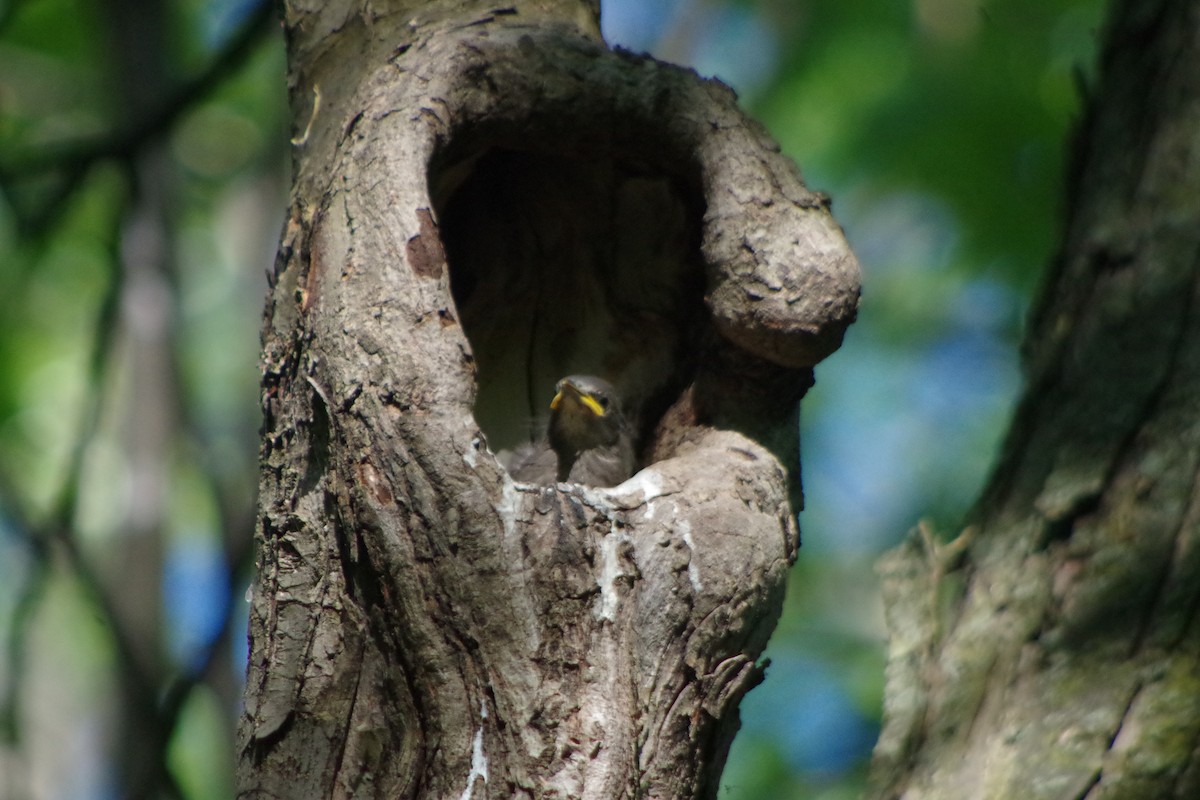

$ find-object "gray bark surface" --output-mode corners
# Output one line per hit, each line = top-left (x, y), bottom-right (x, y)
(238, 2), (859, 798)
(870, 1), (1200, 797)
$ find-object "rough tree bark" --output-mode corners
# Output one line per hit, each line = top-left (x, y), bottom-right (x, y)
(237, 2), (858, 798)
(870, 0), (1200, 797)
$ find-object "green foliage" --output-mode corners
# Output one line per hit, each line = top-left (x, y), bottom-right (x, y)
(753, 0), (1104, 288)
(0, 0), (281, 796)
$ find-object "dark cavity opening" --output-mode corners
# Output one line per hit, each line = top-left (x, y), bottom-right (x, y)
(432, 146), (707, 470)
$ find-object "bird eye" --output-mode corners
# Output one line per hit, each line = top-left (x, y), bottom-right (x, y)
(595, 395), (609, 410)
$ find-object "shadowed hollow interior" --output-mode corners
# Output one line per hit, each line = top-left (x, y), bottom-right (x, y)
(432, 146), (707, 466)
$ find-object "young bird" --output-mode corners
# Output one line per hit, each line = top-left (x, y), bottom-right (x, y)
(509, 375), (636, 487)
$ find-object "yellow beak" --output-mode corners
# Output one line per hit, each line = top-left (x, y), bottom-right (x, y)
(550, 381), (606, 417)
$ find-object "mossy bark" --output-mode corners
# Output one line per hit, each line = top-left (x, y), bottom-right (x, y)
(871, 1), (1200, 797)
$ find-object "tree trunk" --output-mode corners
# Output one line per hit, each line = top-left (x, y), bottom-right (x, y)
(236, 2), (859, 798)
(870, 0), (1200, 797)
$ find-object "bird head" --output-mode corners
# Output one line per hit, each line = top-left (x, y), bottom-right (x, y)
(547, 375), (625, 458)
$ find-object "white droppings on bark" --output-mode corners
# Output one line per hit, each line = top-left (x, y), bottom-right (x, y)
(496, 478), (522, 541)
(597, 521), (632, 622)
(458, 701), (489, 800)
(679, 520), (702, 592)
(462, 414), (485, 468)
(617, 468), (665, 503)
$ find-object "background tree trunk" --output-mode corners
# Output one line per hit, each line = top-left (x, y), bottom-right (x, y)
(237, 2), (858, 798)
(869, 0), (1200, 797)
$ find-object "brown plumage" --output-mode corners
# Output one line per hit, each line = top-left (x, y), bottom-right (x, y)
(508, 375), (636, 487)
